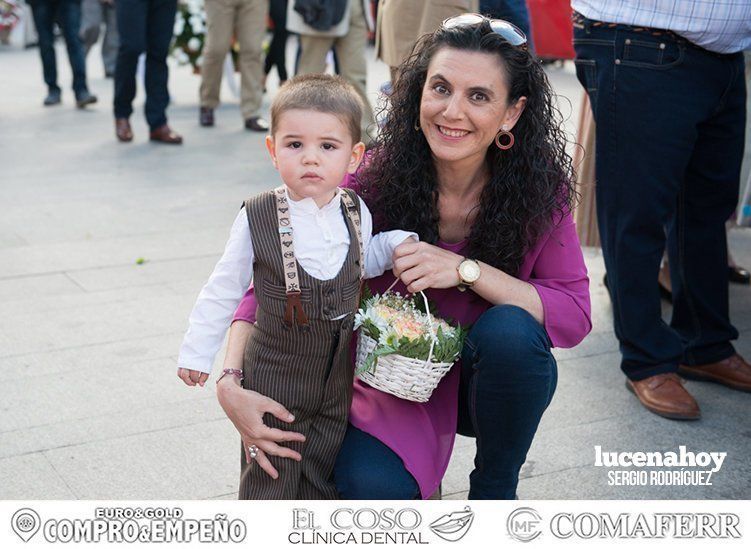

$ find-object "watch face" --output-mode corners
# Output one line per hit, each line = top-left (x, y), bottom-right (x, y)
(460, 260), (481, 282)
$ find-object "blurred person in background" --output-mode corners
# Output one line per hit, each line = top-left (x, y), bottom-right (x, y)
(288, 0), (375, 144)
(198, 0), (269, 131)
(263, 0), (289, 91)
(28, 0), (97, 107)
(376, 0), (477, 84)
(113, 0), (182, 143)
(79, 0), (118, 78)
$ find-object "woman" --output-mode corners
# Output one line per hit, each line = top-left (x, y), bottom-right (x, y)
(211, 14), (591, 499)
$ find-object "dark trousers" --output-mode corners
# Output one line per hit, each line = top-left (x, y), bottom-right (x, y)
(573, 17), (746, 380)
(30, 0), (88, 96)
(334, 305), (557, 499)
(264, 0), (289, 81)
(113, 0), (176, 129)
(479, 0), (533, 47)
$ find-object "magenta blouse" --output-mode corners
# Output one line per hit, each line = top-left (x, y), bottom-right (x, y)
(233, 177), (591, 499)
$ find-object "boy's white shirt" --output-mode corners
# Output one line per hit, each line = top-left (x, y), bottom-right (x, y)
(178, 189), (417, 375)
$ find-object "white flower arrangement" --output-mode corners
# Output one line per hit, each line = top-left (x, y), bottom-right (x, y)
(170, 1), (207, 71)
(354, 289), (466, 375)
(0, 0), (21, 43)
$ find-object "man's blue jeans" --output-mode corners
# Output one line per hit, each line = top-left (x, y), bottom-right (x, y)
(114, 0), (177, 130)
(334, 305), (557, 499)
(30, 0), (88, 96)
(573, 17), (746, 380)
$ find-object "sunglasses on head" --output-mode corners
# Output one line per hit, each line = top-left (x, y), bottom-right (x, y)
(442, 13), (528, 47)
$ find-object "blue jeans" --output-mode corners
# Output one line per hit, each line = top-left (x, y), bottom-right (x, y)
(573, 16), (746, 380)
(334, 305), (558, 499)
(30, 0), (89, 96)
(113, 0), (176, 129)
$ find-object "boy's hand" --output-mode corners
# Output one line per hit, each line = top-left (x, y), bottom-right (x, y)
(177, 367), (209, 387)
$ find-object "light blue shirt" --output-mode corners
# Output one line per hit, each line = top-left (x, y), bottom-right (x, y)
(573, 0), (751, 53)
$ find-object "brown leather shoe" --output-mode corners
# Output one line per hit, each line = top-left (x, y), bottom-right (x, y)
(115, 118), (133, 142)
(199, 107), (214, 127)
(149, 124), (183, 144)
(626, 373), (700, 420)
(679, 354), (751, 392)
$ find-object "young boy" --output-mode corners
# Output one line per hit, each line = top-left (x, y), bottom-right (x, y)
(177, 74), (415, 499)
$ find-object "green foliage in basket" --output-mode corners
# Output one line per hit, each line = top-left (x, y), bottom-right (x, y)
(354, 290), (466, 375)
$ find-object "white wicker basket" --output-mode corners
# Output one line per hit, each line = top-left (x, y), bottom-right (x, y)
(354, 286), (456, 403)
(355, 334), (454, 402)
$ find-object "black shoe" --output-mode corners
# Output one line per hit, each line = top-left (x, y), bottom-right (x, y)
(43, 90), (61, 106)
(199, 107), (214, 127)
(244, 116), (269, 132)
(729, 266), (751, 285)
(76, 91), (98, 108)
(658, 280), (673, 303)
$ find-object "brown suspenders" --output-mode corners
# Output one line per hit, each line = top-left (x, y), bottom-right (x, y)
(273, 186), (363, 327)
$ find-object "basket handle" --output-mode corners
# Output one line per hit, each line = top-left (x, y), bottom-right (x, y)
(383, 278), (437, 364)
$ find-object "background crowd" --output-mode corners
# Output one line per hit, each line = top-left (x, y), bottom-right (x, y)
(8, 0), (751, 415)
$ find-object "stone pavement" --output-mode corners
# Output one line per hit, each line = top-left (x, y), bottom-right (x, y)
(1, 41), (750, 501)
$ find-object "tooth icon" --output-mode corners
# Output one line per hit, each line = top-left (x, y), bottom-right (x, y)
(429, 506), (475, 542)
(12, 508), (41, 542)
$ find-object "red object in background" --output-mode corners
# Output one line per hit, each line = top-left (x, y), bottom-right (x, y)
(526, 0), (576, 60)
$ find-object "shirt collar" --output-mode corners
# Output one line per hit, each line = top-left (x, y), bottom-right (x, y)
(286, 187), (342, 216)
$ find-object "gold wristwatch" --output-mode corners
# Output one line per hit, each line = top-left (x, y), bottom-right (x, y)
(457, 258), (481, 292)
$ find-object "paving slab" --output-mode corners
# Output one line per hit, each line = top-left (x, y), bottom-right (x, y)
(42, 421), (240, 499)
(0, 453), (77, 499)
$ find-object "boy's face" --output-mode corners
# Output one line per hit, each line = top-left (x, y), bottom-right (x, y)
(266, 109), (365, 208)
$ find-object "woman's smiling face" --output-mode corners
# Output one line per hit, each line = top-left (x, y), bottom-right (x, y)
(419, 47), (526, 166)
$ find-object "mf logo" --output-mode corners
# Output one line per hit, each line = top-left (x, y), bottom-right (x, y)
(507, 507), (542, 542)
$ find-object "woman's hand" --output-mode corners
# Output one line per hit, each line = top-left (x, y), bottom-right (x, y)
(392, 244), (546, 324)
(216, 376), (306, 479)
(392, 241), (462, 293)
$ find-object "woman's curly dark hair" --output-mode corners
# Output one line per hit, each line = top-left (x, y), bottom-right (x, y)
(358, 20), (577, 276)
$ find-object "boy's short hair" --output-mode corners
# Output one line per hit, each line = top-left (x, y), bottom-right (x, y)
(270, 74), (363, 143)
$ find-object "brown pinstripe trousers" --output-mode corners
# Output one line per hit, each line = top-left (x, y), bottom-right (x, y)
(238, 189), (362, 499)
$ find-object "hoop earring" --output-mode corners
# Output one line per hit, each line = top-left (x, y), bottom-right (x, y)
(495, 126), (514, 150)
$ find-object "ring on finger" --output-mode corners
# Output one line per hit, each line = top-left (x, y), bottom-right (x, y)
(248, 444), (259, 459)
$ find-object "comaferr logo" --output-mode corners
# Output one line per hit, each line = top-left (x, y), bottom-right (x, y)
(551, 513), (742, 539)
(506, 509), (742, 541)
(429, 506), (475, 542)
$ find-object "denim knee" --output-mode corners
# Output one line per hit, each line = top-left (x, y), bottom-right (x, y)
(464, 305), (551, 372)
(334, 426), (420, 500)
(335, 463), (419, 500)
